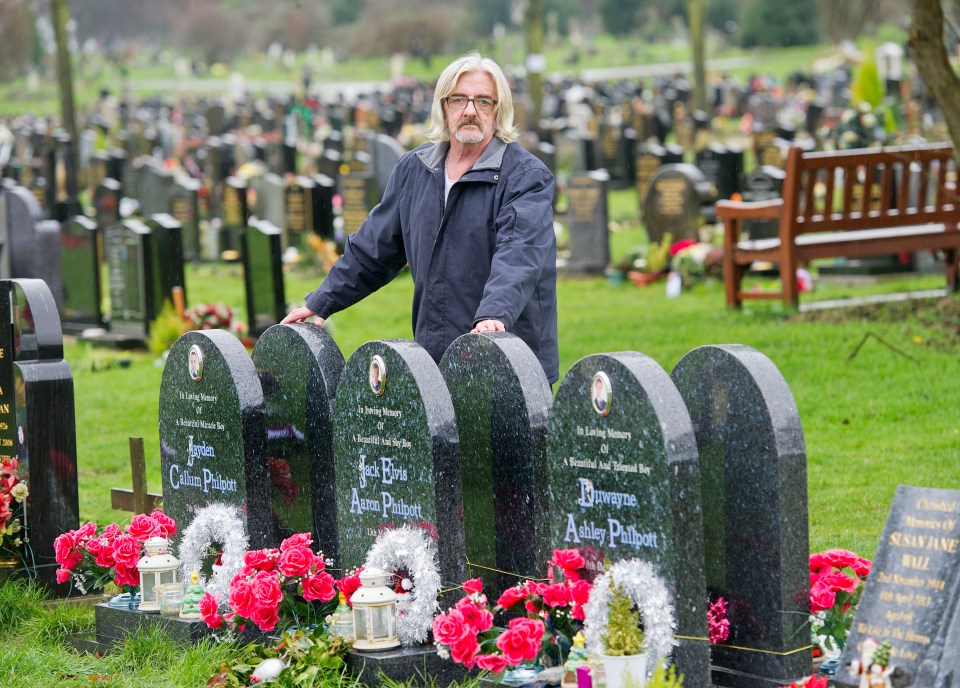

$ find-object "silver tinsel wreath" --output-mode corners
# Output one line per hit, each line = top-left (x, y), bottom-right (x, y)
(582, 559), (678, 676)
(177, 504), (249, 601)
(363, 525), (441, 646)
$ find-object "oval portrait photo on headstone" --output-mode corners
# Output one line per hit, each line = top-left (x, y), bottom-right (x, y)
(188, 344), (204, 382)
(591, 371), (611, 416)
(369, 354), (386, 396)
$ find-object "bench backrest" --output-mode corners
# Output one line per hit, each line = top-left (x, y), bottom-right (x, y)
(782, 143), (959, 237)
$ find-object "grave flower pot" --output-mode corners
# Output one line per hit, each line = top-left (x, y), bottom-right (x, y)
(626, 270), (664, 287)
(601, 652), (648, 688)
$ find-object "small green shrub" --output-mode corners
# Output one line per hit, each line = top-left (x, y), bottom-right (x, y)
(602, 584), (645, 656)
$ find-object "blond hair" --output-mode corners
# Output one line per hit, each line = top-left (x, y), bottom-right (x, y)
(424, 52), (519, 144)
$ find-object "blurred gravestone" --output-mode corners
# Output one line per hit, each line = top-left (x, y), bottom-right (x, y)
(242, 219), (285, 339)
(643, 164), (715, 243)
(565, 170), (610, 274)
(60, 215), (103, 333)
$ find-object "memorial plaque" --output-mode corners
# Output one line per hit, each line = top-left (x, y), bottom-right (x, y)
(284, 176), (314, 251)
(636, 144), (665, 209)
(170, 178), (201, 262)
(565, 171), (610, 274)
(836, 486), (960, 687)
(252, 324), (344, 558)
(60, 215), (103, 333)
(332, 340), (465, 604)
(546, 352), (709, 684)
(439, 332), (553, 597)
(0, 278), (79, 589)
(242, 219), (285, 339)
(643, 164), (714, 243)
(340, 172), (375, 235)
(159, 329), (273, 549)
(672, 345), (811, 686)
(220, 176), (248, 256)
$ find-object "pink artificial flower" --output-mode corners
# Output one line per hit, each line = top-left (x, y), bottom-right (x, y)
(200, 592), (224, 629)
(149, 510), (177, 538)
(432, 608), (471, 646)
(455, 597), (493, 633)
(277, 546), (314, 578)
(250, 604), (281, 632)
(76, 521), (99, 541)
(809, 580), (837, 613)
(495, 617), (544, 665)
(113, 563), (139, 588)
(337, 570), (363, 605)
(450, 635), (481, 669)
(549, 549), (586, 578)
(280, 533), (313, 552)
(125, 514), (160, 542)
(53, 532), (81, 570)
(708, 597), (730, 644)
(496, 585), (527, 610)
(250, 571), (283, 610)
(820, 570), (859, 593)
(463, 577), (483, 595)
(301, 571), (336, 603)
(821, 549), (859, 570)
(102, 523), (121, 539)
(56, 567), (72, 584)
(542, 583), (572, 608)
(229, 577), (256, 618)
(111, 534), (141, 568)
(244, 549), (277, 572)
(476, 653), (508, 674)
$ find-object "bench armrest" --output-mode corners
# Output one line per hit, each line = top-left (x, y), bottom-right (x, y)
(715, 198), (784, 221)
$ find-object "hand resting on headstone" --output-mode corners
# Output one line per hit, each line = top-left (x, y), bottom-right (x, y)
(281, 306), (326, 327)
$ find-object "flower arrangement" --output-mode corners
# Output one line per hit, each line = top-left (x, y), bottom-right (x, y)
(184, 303), (238, 331)
(809, 548), (872, 655)
(0, 458), (28, 556)
(200, 532), (337, 633)
(53, 510), (176, 595)
(707, 596), (730, 644)
(432, 549), (592, 676)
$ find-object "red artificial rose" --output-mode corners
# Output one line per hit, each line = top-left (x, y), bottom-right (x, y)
(56, 567), (72, 584)
(476, 653), (508, 674)
(455, 597), (493, 632)
(820, 570), (859, 593)
(497, 586), (528, 610)
(496, 617), (545, 665)
(149, 510), (177, 538)
(852, 557), (872, 577)
(113, 563), (139, 588)
(822, 549), (858, 570)
(250, 603), (281, 632)
(111, 534), (141, 568)
(542, 583), (572, 608)
(229, 577), (256, 618)
(280, 533), (312, 552)
(809, 581), (837, 613)
(463, 578), (483, 595)
(301, 571), (336, 602)
(277, 546), (314, 578)
(244, 549), (277, 572)
(450, 635), (481, 669)
(337, 571), (363, 605)
(102, 523), (121, 539)
(200, 592), (223, 629)
(125, 514), (160, 542)
(571, 579), (591, 605)
(250, 571), (283, 610)
(53, 532), (82, 570)
(432, 609), (471, 646)
(76, 521), (98, 540)
(550, 549), (585, 573)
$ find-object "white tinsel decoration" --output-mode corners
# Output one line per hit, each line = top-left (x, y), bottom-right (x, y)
(363, 525), (441, 646)
(177, 504), (249, 601)
(582, 559), (678, 677)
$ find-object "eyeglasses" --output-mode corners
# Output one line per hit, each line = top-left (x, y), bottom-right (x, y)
(443, 95), (498, 112)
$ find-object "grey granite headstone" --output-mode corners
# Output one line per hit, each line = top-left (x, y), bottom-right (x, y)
(34, 219), (63, 310)
(835, 486), (960, 688)
(60, 216), (103, 332)
(741, 166), (786, 241)
(546, 352), (710, 684)
(169, 177), (201, 262)
(371, 134), (405, 197)
(439, 332), (553, 596)
(6, 186), (42, 278)
(672, 344), (811, 686)
(251, 173), (285, 234)
(332, 340), (465, 604)
(547, 351), (710, 686)
(0, 278), (79, 590)
(251, 324), (344, 556)
(565, 170), (610, 274)
(159, 329), (274, 549)
(643, 163), (714, 243)
(139, 164), (173, 216)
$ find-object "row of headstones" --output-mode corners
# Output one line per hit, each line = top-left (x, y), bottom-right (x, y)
(159, 325), (810, 687)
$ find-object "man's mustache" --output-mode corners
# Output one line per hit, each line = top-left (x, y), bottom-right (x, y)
(458, 118), (482, 128)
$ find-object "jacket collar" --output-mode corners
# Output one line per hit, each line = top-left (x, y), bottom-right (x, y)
(417, 137), (507, 172)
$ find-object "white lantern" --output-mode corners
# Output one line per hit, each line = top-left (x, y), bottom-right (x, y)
(137, 536), (180, 613)
(351, 568), (400, 651)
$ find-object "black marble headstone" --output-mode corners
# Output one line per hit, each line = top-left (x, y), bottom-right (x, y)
(105, 219), (155, 339)
(741, 166), (786, 241)
(251, 324), (344, 557)
(439, 332), (553, 596)
(220, 176), (249, 256)
(835, 486), (960, 688)
(311, 174), (335, 241)
(139, 164), (174, 216)
(332, 340), (465, 603)
(145, 213), (187, 308)
(340, 171), (376, 235)
(672, 345), (811, 686)
(546, 352), (710, 684)
(565, 170), (610, 274)
(643, 163), (715, 243)
(159, 329), (273, 549)
(242, 219), (285, 339)
(60, 215), (103, 333)
(0, 278), (79, 590)
(284, 176), (314, 252)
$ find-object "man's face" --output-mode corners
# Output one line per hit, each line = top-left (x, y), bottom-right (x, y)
(446, 70), (497, 147)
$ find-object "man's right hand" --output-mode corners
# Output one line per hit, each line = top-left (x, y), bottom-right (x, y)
(281, 306), (325, 327)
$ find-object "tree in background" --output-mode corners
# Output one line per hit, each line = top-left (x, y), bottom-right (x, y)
(0, 0), (36, 81)
(598, 0), (643, 37)
(170, 0), (249, 65)
(818, 0), (883, 44)
(341, 0), (463, 58)
(850, 49), (884, 109)
(910, 0), (960, 156)
(739, 0), (819, 47)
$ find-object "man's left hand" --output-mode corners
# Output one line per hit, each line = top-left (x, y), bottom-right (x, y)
(471, 319), (506, 333)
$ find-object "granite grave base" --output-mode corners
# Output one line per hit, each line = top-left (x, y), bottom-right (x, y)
(93, 603), (214, 646)
(346, 645), (471, 687)
(712, 665), (811, 688)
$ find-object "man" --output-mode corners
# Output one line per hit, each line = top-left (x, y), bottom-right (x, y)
(281, 52), (559, 383)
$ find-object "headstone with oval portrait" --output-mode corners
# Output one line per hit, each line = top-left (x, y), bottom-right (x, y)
(158, 329), (274, 549)
(331, 339), (466, 605)
(545, 352), (710, 685)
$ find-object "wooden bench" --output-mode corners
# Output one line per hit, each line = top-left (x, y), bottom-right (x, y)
(715, 142), (960, 308)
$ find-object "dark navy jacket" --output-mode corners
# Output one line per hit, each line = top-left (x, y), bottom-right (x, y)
(304, 137), (559, 383)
